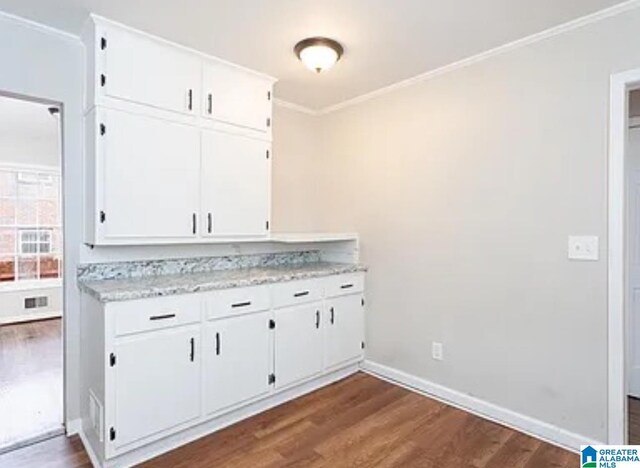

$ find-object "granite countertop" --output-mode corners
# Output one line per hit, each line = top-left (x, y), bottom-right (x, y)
(79, 261), (367, 303)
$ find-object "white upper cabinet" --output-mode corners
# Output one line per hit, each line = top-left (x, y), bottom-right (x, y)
(201, 130), (270, 237)
(92, 107), (201, 242)
(98, 26), (201, 115)
(83, 16), (276, 245)
(202, 61), (272, 132)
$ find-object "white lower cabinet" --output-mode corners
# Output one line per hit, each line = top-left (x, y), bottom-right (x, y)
(203, 312), (271, 414)
(86, 272), (365, 465)
(113, 326), (201, 448)
(274, 302), (324, 389)
(324, 294), (365, 369)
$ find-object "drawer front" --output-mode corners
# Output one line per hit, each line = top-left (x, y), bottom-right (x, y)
(204, 285), (270, 320)
(325, 273), (365, 298)
(112, 295), (201, 336)
(272, 279), (322, 309)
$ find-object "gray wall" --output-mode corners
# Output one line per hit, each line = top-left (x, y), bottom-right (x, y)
(0, 13), (84, 425)
(285, 7), (640, 442)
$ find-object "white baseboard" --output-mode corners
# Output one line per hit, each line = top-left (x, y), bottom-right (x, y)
(361, 360), (603, 453)
(79, 427), (102, 468)
(0, 310), (62, 325)
(82, 364), (359, 467)
(66, 418), (82, 436)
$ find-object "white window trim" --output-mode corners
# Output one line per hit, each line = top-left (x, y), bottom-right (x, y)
(0, 277), (62, 292)
(19, 228), (53, 255)
(0, 164), (63, 283)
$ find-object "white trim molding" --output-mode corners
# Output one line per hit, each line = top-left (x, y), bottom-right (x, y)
(607, 68), (640, 445)
(0, 9), (78, 42)
(318, 0), (640, 114)
(276, 0), (640, 115)
(273, 98), (319, 116)
(361, 360), (603, 452)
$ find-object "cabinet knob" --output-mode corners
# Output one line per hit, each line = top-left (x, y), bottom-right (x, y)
(208, 212), (212, 234)
(190, 337), (195, 362)
(208, 93), (213, 115)
(188, 89), (193, 111)
(330, 307), (335, 325)
(192, 213), (197, 235)
(215, 332), (220, 356)
(315, 310), (320, 329)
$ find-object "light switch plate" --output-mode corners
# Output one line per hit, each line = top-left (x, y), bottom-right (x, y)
(568, 236), (599, 261)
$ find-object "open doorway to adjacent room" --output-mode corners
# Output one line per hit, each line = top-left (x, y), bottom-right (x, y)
(0, 95), (64, 453)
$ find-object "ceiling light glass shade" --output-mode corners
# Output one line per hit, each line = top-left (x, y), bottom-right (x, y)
(294, 38), (343, 73)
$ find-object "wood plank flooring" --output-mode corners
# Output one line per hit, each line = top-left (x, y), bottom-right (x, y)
(629, 396), (640, 444)
(0, 372), (578, 467)
(0, 318), (63, 452)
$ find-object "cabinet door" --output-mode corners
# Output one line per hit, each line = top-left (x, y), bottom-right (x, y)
(99, 108), (200, 240)
(325, 294), (365, 369)
(202, 62), (272, 131)
(274, 303), (323, 389)
(113, 326), (200, 448)
(102, 26), (200, 115)
(201, 130), (270, 237)
(204, 312), (271, 415)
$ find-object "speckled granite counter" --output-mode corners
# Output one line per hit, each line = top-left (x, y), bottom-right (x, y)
(79, 261), (367, 303)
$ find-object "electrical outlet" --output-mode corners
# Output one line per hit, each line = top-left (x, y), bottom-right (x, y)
(432, 342), (443, 361)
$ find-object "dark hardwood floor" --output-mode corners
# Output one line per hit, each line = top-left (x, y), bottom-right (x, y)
(0, 372), (578, 467)
(0, 318), (63, 452)
(630, 396), (640, 444)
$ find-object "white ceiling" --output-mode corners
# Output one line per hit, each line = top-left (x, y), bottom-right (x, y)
(0, 0), (629, 110)
(0, 96), (60, 167)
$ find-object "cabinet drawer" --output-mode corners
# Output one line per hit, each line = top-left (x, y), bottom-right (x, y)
(272, 279), (322, 309)
(324, 273), (365, 298)
(111, 295), (201, 336)
(204, 285), (270, 320)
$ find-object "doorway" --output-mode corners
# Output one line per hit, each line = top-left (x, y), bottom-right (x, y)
(0, 95), (64, 452)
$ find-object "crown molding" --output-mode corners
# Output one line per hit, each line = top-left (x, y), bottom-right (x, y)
(314, 0), (640, 115)
(0, 9), (79, 42)
(273, 98), (319, 116)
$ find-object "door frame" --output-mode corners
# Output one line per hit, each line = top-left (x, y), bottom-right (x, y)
(609, 67), (640, 444)
(0, 90), (67, 435)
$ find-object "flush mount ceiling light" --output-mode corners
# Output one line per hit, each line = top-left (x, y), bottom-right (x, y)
(294, 37), (344, 73)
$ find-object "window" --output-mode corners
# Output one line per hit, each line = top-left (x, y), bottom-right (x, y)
(0, 167), (62, 283)
(19, 229), (53, 254)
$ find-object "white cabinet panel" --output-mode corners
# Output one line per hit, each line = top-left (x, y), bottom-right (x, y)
(271, 279), (323, 309)
(98, 108), (200, 240)
(274, 303), (323, 389)
(113, 326), (200, 447)
(202, 62), (271, 131)
(324, 294), (365, 369)
(204, 312), (271, 414)
(102, 27), (200, 115)
(204, 286), (270, 320)
(201, 130), (270, 237)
